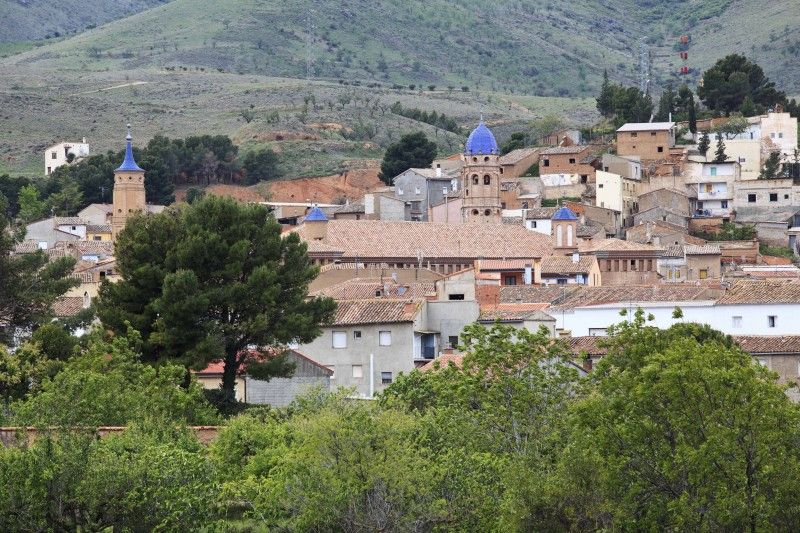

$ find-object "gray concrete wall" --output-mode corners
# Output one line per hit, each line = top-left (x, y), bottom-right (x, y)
(245, 376), (330, 407)
(426, 300), (480, 348)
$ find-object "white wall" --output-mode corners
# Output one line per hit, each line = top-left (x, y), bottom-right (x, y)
(525, 218), (552, 235)
(595, 170), (623, 212)
(557, 302), (800, 337)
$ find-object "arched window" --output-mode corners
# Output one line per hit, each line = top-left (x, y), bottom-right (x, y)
(465, 189), (469, 196)
(472, 174), (479, 185)
(472, 157), (478, 162)
(567, 224), (574, 246)
(483, 175), (491, 185)
(484, 209), (491, 216)
(472, 209), (479, 215)
(556, 225), (563, 247)
(484, 156), (490, 162)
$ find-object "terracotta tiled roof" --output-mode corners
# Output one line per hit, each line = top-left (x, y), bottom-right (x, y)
(479, 303), (554, 322)
(499, 147), (539, 165)
(541, 146), (588, 155)
(477, 259), (533, 271)
(52, 217), (86, 226)
(761, 255), (793, 266)
(294, 220), (553, 259)
(196, 349), (333, 376)
(420, 352), (464, 372)
(329, 299), (421, 326)
(525, 207), (558, 220)
(87, 224), (112, 233)
(577, 222), (604, 238)
(312, 279), (436, 300)
(579, 238), (663, 254)
(684, 244), (720, 255)
(13, 240), (40, 254)
(541, 255), (596, 274)
(716, 280), (800, 305)
(55, 241), (115, 256)
(638, 187), (689, 198)
(734, 336), (800, 354)
(500, 285), (714, 309)
(662, 245), (684, 258)
(52, 296), (86, 317)
(569, 336), (610, 356)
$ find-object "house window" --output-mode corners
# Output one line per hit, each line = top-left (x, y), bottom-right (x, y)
(381, 372), (393, 385)
(448, 294), (465, 300)
(501, 202), (506, 209)
(770, 193), (778, 202)
(352, 365), (363, 379)
(93, 235), (102, 241)
(353, 330), (362, 339)
(699, 269), (708, 279)
(543, 159), (550, 167)
(771, 132), (776, 139)
(569, 158), (576, 164)
(504, 275), (517, 285)
(657, 146), (664, 153)
(522, 202), (529, 209)
(697, 201), (704, 209)
(448, 335), (459, 348)
(768, 315), (776, 328)
(580, 174), (588, 183)
(332, 331), (347, 349)
(46, 166), (52, 174)
(472, 175), (479, 185)
(557, 278), (567, 285)
(748, 194), (756, 203)
(414, 186), (420, 194)
(530, 220), (537, 228)
(51, 151), (57, 159)
(721, 200), (728, 209)
(598, 183), (604, 188)
(379, 330), (392, 346)
(631, 132), (638, 137)
(710, 167), (717, 176)
(732, 316), (742, 328)
(483, 175), (491, 185)
(779, 132), (784, 139)
(785, 194), (790, 200)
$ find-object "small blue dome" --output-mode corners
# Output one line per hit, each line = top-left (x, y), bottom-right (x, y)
(464, 121), (499, 155)
(305, 206), (328, 222)
(115, 125), (144, 172)
(552, 206), (578, 221)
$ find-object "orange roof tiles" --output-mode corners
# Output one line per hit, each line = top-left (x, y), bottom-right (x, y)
(540, 255), (597, 275)
(312, 279), (436, 300)
(329, 299), (422, 326)
(716, 280), (800, 305)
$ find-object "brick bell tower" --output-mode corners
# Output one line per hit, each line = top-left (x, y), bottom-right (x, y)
(111, 124), (146, 239)
(461, 119), (502, 223)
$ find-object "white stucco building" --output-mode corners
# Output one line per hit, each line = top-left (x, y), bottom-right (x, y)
(45, 139), (90, 175)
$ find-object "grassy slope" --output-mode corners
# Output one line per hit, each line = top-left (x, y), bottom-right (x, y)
(0, 0), (171, 42)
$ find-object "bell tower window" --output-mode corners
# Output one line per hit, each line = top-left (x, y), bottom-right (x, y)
(483, 175), (491, 185)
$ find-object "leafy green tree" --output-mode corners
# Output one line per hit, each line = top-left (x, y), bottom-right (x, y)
(501, 132), (527, 154)
(698, 131), (711, 155)
(378, 132), (437, 185)
(96, 195), (335, 401)
(0, 175), (31, 219)
(185, 186), (206, 204)
(759, 151), (783, 179)
(740, 94), (758, 116)
(46, 177), (84, 216)
(698, 54), (786, 114)
(0, 343), (61, 409)
(611, 85), (653, 126)
(714, 132), (727, 162)
(17, 184), (46, 223)
(560, 312), (800, 530)
(11, 327), (218, 427)
(242, 147), (281, 184)
(0, 212), (77, 344)
(714, 114), (749, 139)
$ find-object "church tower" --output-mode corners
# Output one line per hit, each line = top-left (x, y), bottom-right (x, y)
(111, 125), (146, 238)
(551, 204), (579, 253)
(461, 120), (502, 223)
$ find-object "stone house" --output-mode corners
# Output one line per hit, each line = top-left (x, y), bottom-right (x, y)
(363, 188), (407, 221)
(539, 145), (597, 182)
(539, 254), (602, 286)
(595, 170), (640, 218)
(478, 304), (556, 335)
(499, 147), (540, 178)
(392, 168), (459, 221)
(195, 350), (332, 406)
(658, 244), (722, 282)
(579, 238), (664, 286)
(24, 217), (84, 249)
(625, 220), (705, 247)
(616, 122), (676, 162)
(733, 178), (800, 208)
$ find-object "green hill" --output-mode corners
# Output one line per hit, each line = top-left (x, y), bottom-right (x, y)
(1, 0), (799, 178)
(0, 0), (170, 43)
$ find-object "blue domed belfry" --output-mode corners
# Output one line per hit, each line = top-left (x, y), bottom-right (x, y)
(461, 120), (503, 223)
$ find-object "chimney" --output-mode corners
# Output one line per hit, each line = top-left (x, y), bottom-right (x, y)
(82, 137), (86, 144)
(435, 166), (442, 178)
(645, 221), (653, 243)
(524, 263), (533, 285)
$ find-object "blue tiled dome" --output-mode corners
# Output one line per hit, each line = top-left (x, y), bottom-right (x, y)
(115, 125), (144, 172)
(464, 121), (499, 155)
(552, 206), (578, 221)
(305, 206), (328, 222)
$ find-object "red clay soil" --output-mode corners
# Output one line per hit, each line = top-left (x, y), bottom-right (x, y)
(263, 168), (383, 204)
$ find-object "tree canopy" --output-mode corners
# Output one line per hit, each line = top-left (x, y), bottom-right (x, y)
(96, 195), (335, 401)
(698, 54), (786, 115)
(378, 131), (437, 185)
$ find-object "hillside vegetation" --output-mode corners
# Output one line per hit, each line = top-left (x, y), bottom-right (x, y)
(0, 0), (170, 43)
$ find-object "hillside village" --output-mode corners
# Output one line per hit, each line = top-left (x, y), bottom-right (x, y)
(7, 1), (800, 528)
(15, 103), (800, 402)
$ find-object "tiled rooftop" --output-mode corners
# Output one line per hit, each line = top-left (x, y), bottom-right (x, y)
(312, 279), (436, 300)
(295, 220), (553, 259)
(525, 207), (558, 220)
(479, 303), (554, 322)
(540, 255), (596, 274)
(716, 280), (800, 305)
(734, 336), (800, 354)
(541, 145), (589, 155)
(579, 238), (664, 254)
(52, 296), (86, 317)
(684, 244), (721, 255)
(328, 299), (422, 326)
(501, 284), (715, 310)
(499, 147), (539, 165)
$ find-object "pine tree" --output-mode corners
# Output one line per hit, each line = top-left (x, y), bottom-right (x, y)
(759, 151), (782, 179)
(688, 97), (697, 134)
(596, 69), (615, 118)
(698, 131), (710, 156)
(714, 132), (727, 163)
